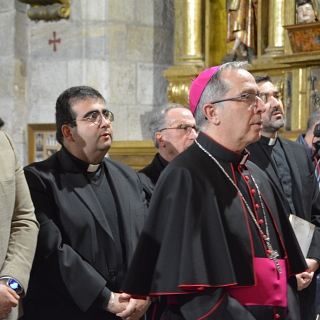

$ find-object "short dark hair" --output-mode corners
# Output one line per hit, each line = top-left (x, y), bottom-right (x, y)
(0, 118), (4, 128)
(306, 108), (320, 133)
(55, 86), (106, 144)
(254, 75), (272, 84)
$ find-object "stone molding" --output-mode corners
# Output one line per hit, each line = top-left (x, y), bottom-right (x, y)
(17, 0), (70, 21)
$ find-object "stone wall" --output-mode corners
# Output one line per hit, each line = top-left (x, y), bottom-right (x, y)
(0, 0), (174, 165)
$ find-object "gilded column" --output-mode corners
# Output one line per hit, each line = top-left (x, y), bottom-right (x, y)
(264, 0), (285, 56)
(163, 0), (205, 106)
(176, 0), (204, 65)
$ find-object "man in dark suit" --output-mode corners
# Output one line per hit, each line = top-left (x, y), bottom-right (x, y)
(139, 103), (197, 318)
(246, 75), (320, 320)
(139, 103), (197, 203)
(21, 86), (150, 320)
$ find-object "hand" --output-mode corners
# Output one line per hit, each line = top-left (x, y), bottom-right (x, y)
(116, 294), (151, 320)
(105, 292), (129, 314)
(0, 283), (19, 320)
(296, 271), (314, 291)
(305, 258), (320, 273)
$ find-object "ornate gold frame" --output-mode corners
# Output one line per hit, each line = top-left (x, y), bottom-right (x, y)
(27, 123), (61, 164)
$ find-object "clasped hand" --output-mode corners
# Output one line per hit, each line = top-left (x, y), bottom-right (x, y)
(296, 258), (319, 291)
(106, 292), (151, 320)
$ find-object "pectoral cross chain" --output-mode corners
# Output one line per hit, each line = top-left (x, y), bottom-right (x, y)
(266, 240), (282, 273)
(194, 141), (283, 274)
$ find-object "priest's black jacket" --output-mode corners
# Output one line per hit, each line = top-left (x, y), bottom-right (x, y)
(246, 136), (320, 259)
(121, 132), (307, 320)
(247, 136), (320, 320)
(22, 147), (148, 320)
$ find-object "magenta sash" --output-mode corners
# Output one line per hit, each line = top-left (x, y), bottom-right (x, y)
(227, 258), (287, 307)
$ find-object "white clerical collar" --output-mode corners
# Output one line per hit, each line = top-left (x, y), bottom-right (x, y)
(268, 133), (278, 146)
(87, 164), (100, 172)
(239, 152), (249, 165)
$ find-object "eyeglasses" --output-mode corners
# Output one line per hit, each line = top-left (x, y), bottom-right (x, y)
(70, 110), (114, 126)
(210, 93), (267, 106)
(159, 124), (197, 135)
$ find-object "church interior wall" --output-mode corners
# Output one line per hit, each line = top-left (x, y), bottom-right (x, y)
(0, 0), (174, 165)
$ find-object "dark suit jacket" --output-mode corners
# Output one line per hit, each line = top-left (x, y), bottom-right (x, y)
(247, 137), (320, 257)
(247, 137), (320, 320)
(22, 147), (148, 320)
(138, 153), (168, 204)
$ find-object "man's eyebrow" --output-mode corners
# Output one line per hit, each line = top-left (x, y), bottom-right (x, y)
(240, 88), (257, 94)
(82, 109), (107, 118)
(82, 110), (97, 118)
(259, 91), (280, 95)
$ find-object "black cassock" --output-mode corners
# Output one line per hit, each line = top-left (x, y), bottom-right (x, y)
(122, 132), (307, 320)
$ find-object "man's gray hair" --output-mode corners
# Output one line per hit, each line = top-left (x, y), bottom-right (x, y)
(149, 103), (189, 148)
(194, 61), (250, 130)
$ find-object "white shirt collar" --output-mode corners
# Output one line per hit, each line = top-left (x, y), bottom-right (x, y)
(87, 164), (100, 172)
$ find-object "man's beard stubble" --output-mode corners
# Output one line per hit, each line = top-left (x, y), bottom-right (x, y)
(262, 107), (285, 133)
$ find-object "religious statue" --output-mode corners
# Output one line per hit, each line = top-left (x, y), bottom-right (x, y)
(222, 0), (258, 63)
(296, 0), (318, 23)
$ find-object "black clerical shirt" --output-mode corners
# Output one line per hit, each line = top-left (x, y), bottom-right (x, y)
(258, 136), (296, 216)
(64, 147), (126, 309)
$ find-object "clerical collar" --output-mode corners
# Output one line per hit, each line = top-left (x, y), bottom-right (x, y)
(239, 152), (249, 165)
(259, 134), (278, 146)
(62, 146), (101, 173)
(199, 132), (249, 166)
(87, 164), (100, 172)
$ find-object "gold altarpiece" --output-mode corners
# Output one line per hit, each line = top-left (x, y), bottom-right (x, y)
(164, 0), (320, 139)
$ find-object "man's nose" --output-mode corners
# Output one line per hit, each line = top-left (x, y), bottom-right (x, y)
(268, 95), (280, 108)
(254, 98), (266, 114)
(189, 127), (198, 139)
(100, 115), (112, 127)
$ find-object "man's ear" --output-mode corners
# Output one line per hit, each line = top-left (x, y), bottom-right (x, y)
(61, 124), (75, 142)
(203, 103), (220, 125)
(155, 132), (165, 147)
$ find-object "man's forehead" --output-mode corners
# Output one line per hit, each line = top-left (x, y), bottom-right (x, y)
(72, 99), (106, 110)
(257, 81), (278, 92)
(223, 68), (258, 90)
(167, 108), (193, 119)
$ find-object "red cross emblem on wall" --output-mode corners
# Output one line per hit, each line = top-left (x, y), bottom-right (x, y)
(49, 32), (61, 52)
